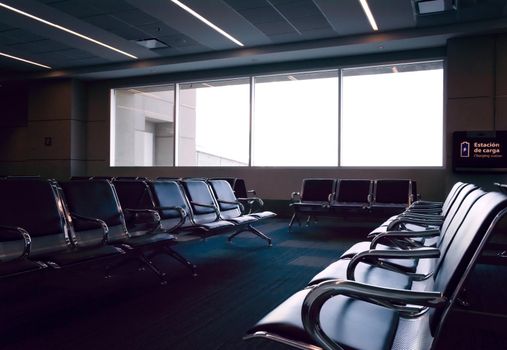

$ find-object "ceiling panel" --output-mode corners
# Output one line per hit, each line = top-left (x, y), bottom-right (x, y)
(312, 0), (372, 35)
(369, 0), (416, 31)
(0, 0), (505, 78)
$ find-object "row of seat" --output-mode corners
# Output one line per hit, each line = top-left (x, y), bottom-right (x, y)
(245, 182), (507, 349)
(289, 178), (418, 230)
(0, 177), (276, 284)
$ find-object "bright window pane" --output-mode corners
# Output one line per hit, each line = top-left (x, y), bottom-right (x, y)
(252, 71), (339, 166)
(111, 85), (174, 166)
(340, 61), (443, 166)
(177, 79), (249, 166)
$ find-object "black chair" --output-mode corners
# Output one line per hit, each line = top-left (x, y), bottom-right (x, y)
(60, 180), (191, 283)
(0, 179), (123, 274)
(289, 178), (336, 230)
(147, 179), (195, 233)
(179, 178), (236, 235)
(336, 183), (480, 275)
(245, 190), (507, 350)
(207, 179), (273, 246)
(310, 186), (486, 285)
(329, 179), (372, 214)
(369, 179), (414, 216)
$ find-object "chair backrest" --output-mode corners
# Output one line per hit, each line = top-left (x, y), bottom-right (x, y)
(373, 179), (412, 205)
(334, 179), (372, 203)
(147, 180), (191, 231)
(113, 179), (155, 211)
(180, 179), (220, 225)
(430, 191), (507, 333)
(301, 178), (336, 202)
(0, 179), (70, 257)
(60, 180), (128, 245)
(440, 182), (467, 216)
(208, 179), (242, 220)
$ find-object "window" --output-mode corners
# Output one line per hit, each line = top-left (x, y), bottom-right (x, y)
(340, 61), (443, 166)
(111, 85), (174, 166)
(110, 59), (444, 167)
(252, 71), (339, 166)
(177, 79), (250, 166)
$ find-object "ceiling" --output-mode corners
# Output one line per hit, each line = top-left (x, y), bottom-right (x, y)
(0, 0), (506, 80)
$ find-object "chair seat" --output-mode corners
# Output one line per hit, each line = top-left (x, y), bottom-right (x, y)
(198, 220), (235, 231)
(250, 211), (276, 219)
(42, 245), (124, 266)
(227, 215), (258, 225)
(0, 258), (45, 277)
(248, 289), (399, 350)
(124, 233), (176, 248)
(309, 259), (412, 289)
(291, 203), (329, 213)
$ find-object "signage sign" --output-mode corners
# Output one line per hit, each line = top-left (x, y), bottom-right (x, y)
(453, 131), (507, 171)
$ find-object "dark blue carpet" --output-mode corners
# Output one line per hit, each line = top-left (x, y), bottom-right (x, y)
(0, 219), (370, 350)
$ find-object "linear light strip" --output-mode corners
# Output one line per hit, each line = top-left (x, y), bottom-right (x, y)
(0, 2), (137, 59)
(171, 0), (244, 47)
(0, 51), (51, 69)
(358, 0), (379, 31)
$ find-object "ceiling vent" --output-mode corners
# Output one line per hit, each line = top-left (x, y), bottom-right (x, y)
(414, 0), (457, 15)
(135, 38), (169, 50)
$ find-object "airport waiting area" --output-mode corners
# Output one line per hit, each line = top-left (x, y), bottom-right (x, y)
(1, 177), (507, 350)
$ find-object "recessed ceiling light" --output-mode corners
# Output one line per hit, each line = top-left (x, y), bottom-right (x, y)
(135, 38), (169, 50)
(0, 51), (51, 69)
(358, 0), (379, 31)
(171, 0), (244, 47)
(0, 2), (137, 59)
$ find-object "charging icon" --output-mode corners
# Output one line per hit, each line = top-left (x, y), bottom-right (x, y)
(460, 141), (470, 158)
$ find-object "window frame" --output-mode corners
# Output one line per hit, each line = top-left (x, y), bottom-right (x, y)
(109, 58), (446, 169)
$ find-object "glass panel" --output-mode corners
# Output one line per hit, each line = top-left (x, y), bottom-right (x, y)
(252, 71), (339, 166)
(177, 78), (250, 166)
(340, 61), (444, 166)
(111, 85), (174, 166)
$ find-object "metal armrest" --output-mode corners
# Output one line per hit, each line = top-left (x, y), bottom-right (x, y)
(370, 229), (441, 248)
(367, 227), (440, 239)
(387, 217), (442, 231)
(247, 189), (257, 196)
(401, 212), (443, 220)
(302, 279), (446, 350)
(218, 199), (245, 213)
(346, 247), (440, 280)
(291, 191), (301, 202)
(0, 225), (31, 257)
(238, 196), (265, 213)
(71, 214), (109, 243)
(154, 206), (188, 231)
(124, 208), (161, 223)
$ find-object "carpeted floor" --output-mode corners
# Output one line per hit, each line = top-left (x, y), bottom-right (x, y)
(2, 218), (506, 350)
(0, 219), (371, 350)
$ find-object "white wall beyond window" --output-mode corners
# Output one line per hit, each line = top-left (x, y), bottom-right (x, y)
(341, 62), (443, 166)
(252, 71), (338, 166)
(111, 60), (444, 167)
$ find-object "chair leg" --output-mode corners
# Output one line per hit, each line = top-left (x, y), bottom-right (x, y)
(105, 251), (168, 285)
(137, 253), (168, 285)
(228, 229), (244, 242)
(163, 246), (198, 277)
(247, 224), (272, 246)
(305, 216), (312, 227)
(289, 213), (301, 231)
